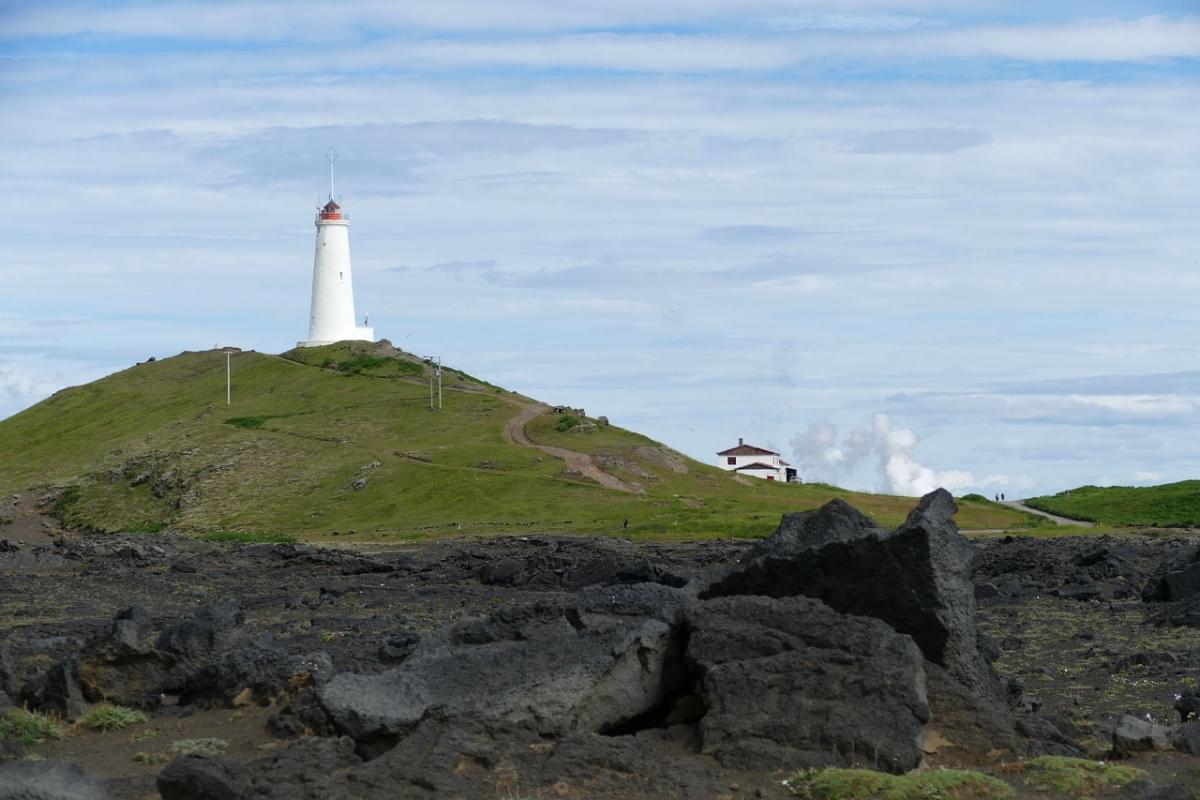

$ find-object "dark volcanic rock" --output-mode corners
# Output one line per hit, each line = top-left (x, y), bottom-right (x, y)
(688, 594), (930, 773)
(0, 761), (114, 800)
(155, 600), (245, 671)
(317, 590), (684, 753)
(748, 497), (884, 559)
(22, 658), (88, 720)
(705, 489), (995, 694)
(157, 737), (361, 800)
(1111, 714), (1172, 757)
(74, 601), (247, 708)
(181, 642), (333, 706)
(1143, 544), (1200, 602)
(478, 557), (525, 586)
(163, 718), (747, 800)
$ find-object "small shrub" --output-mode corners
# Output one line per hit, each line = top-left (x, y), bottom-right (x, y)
(0, 708), (65, 745)
(83, 704), (147, 732)
(172, 737), (229, 757)
(131, 727), (159, 742)
(51, 486), (81, 517)
(134, 750), (168, 765)
(1021, 756), (1145, 796)
(785, 767), (1014, 800)
(339, 354), (391, 373)
(555, 414), (580, 432)
(198, 531), (297, 544)
(224, 416), (268, 430)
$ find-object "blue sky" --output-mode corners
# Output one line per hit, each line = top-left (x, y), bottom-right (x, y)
(1, 1), (1198, 497)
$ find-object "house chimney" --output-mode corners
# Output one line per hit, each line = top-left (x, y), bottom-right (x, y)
(738, 437), (743, 446)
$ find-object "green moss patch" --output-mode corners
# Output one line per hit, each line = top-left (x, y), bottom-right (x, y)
(1020, 756), (1145, 797)
(785, 767), (1014, 799)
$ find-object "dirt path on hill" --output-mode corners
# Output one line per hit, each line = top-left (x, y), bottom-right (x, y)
(504, 403), (640, 493)
(1003, 499), (1096, 528)
(1, 491), (70, 545)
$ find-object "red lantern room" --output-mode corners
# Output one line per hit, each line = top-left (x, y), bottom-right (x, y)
(320, 199), (342, 221)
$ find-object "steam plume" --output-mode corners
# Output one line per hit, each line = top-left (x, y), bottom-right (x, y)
(791, 413), (974, 496)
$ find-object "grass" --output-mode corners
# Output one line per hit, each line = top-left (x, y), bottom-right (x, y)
(51, 485), (81, 517)
(225, 415), (269, 430)
(171, 737), (229, 757)
(199, 531), (298, 544)
(82, 704), (147, 732)
(784, 767), (1013, 799)
(1026, 481), (1200, 527)
(126, 520), (168, 533)
(0, 343), (1040, 540)
(0, 708), (66, 745)
(1019, 756), (1145, 797)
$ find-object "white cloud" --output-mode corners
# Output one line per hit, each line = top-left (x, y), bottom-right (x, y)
(1, 3), (1197, 498)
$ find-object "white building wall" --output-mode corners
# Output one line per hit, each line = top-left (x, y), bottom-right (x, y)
(736, 466), (782, 481)
(720, 453), (782, 470)
(300, 217), (375, 346)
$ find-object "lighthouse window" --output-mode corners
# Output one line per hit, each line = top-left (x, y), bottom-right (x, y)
(339, 272), (344, 280)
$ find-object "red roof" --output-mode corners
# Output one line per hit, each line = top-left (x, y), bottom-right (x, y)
(717, 443), (779, 457)
(734, 462), (779, 472)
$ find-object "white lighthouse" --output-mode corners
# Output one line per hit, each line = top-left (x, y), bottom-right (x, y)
(298, 147), (375, 347)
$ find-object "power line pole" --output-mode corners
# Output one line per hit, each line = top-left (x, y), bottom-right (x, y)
(427, 356), (442, 411)
(226, 351), (231, 406)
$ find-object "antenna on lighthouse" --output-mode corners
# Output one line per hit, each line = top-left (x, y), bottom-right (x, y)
(325, 146), (338, 201)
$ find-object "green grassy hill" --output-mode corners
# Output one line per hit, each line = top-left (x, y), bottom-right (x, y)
(1026, 481), (1200, 528)
(0, 342), (1039, 540)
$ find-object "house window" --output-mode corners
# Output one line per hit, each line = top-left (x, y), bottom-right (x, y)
(727, 456), (736, 465)
(767, 475), (775, 481)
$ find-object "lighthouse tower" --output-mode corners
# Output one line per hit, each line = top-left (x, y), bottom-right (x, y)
(298, 147), (375, 347)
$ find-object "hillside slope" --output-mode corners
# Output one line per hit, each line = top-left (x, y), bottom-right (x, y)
(0, 342), (1037, 539)
(1026, 481), (1200, 528)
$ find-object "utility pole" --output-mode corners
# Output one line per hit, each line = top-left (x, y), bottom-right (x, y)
(428, 356), (442, 411)
(225, 350), (232, 406)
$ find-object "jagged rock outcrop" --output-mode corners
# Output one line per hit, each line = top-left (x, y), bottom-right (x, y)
(703, 489), (996, 694)
(688, 594), (930, 772)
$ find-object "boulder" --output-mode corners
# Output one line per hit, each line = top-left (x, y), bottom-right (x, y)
(75, 602), (246, 708)
(181, 643), (333, 706)
(23, 658), (87, 720)
(0, 647), (20, 697)
(155, 600), (245, 671)
(0, 761), (113, 800)
(688, 594), (929, 773)
(704, 490), (995, 694)
(1111, 714), (1172, 757)
(477, 558), (525, 586)
(158, 737), (360, 800)
(748, 497), (884, 560)
(317, 590), (688, 754)
(1143, 545), (1200, 602)
(1176, 689), (1200, 723)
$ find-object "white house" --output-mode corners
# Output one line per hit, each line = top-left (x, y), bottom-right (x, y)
(716, 438), (798, 482)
